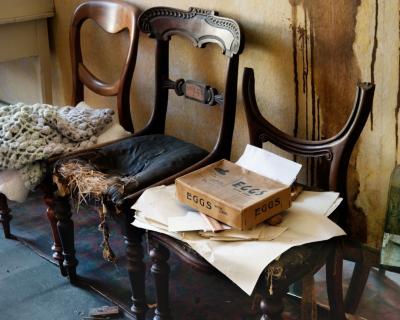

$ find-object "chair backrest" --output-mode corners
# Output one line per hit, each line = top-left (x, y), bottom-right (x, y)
(137, 7), (244, 161)
(70, 0), (140, 133)
(242, 67), (374, 224)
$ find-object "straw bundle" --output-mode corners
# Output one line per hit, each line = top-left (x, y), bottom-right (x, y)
(54, 160), (110, 204)
(53, 159), (128, 262)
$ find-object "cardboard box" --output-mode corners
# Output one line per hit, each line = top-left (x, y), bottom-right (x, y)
(175, 159), (291, 230)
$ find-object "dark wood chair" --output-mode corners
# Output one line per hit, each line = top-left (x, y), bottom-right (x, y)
(0, 0), (140, 242)
(45, 6), (243, 319)
(146, 67), (375, 320)
(42, 0), (140, 275)
(243, 68), (375, 319)
(0, 193), (12, 239)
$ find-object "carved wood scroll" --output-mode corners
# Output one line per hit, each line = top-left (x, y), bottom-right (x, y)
(163, 78), (223, 105)
(138, 7), (243, 57)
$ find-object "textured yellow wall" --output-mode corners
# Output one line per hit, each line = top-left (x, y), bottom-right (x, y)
(0, 0), (397, 249)
(353, 1), (399, 248)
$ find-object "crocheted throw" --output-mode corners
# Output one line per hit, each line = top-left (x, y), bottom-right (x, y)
(0, 102), (114, 189)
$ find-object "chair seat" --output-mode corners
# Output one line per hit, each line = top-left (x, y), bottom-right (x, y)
(150, 231), (335, 290)
(53, 134), (208, 206)
(264, 240), (335, 290)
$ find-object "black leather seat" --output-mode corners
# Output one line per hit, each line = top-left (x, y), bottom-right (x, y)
(54, 135), (208, 205)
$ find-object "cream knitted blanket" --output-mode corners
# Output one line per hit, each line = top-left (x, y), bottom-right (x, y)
(0, 102), (114, 189)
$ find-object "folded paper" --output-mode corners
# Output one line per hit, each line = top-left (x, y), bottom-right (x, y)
(198, 224), (286, 241)
(168, 211), (213, 232)
(132, 185), (190, 226)
(236, 144), (302, 185)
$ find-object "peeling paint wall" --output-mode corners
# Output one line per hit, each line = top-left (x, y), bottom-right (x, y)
(353, 0), (399, 248)
(0, 0), (397, 249)
(288, 0), (399, 249)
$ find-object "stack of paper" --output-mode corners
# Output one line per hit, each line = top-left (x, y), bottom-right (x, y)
(131, 145), (346, 295)
(132, 185), (287, 241)
(132, 186), (344, 295)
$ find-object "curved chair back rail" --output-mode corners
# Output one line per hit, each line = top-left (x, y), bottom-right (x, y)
(138, 7), (243, 57)
(70, 0), (140, 132)
(243, 67), (375, 208)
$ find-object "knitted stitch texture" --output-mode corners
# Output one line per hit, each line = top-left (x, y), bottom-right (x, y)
(0, 103), (114, 189)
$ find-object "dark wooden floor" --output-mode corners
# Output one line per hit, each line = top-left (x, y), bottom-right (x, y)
(314, 263), (400, 320)
(2, 230), (400, 320)
(0, 233), (131, 320)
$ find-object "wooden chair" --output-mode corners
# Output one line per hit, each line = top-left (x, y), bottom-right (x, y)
(146, 67), (375, 320)
(0, 0), (140, 242)
(242, 68), (375, 319)
(45, 6), (244, 319)
(42, 0), (140, 275)
(0, 194), (12, 239)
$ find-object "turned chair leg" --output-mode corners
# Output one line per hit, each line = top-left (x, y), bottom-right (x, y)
(150, 242), (172, 320)
(43, 193), (67, 276)
(53, 194), (78, 283)
(259, 290), (285, 320)
(48, 207), (67, 276)
(125, 211), (148, 320)
(0, 193), (14, 239)
(344, 261), (370, 314)
(326, 241), (346, 320)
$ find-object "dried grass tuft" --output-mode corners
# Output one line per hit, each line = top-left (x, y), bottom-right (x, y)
(56, 160), (110, 204)
(55, 160), (119, 263)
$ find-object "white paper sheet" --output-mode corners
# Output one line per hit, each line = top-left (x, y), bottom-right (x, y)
(287, 191), (340, 216)
(168, 211), (211, 232)
(325, 198), (343, 217)
(168, 211), (231, 232)
(198, 224), (286, 241)
(133, 186), (229, 232)
(236, 144), (302, 185)
(132, 185), (191, 226)
(133, 215), (183, 240)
